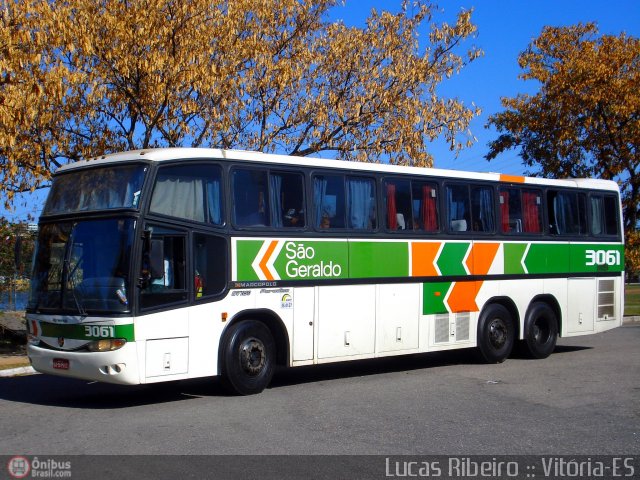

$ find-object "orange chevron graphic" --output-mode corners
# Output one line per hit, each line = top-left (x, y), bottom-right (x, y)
(411, 242), (441, 277)
(259, 240), (279, 281)
(465, 243), (500, 275)
(448, 243), (500, 313)
(447, 281), (479, 313)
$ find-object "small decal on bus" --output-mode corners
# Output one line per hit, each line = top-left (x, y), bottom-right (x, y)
(281, 294), (293, 309)
(231, 290), (251, 297)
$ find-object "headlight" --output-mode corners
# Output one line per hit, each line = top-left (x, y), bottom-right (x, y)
(86, 339), (127, 352)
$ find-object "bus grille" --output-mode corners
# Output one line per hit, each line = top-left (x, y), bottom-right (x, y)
(435, 314), (450, 343)
(597, 279), (616, 321)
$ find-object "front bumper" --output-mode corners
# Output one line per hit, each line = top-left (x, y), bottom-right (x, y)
(27, 342), (140, 385)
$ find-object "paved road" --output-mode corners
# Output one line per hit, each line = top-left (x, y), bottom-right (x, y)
(1, 326), (639, 458)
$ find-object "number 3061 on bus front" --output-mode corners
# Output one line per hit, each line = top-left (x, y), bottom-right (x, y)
(84, 326), (115, 338)
(585, 249), (621, 266)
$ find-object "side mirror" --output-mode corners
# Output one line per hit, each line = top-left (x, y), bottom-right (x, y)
(140, 230), (165, 288)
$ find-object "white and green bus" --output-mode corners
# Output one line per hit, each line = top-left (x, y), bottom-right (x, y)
(26, 148), (625, 394)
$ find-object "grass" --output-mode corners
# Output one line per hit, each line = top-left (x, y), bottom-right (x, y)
(625, 284), (640, 316)
(0, 359), (30, 370)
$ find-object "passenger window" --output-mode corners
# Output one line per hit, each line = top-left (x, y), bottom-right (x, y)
(271, 172), (305, 228)
(590, 195), (619, 236)
(499, 187), (521, 233)
(499, 187), (542, 234)
(313, 174), (345, 229)
(413, 182), (438, 232)
(384, 179), (438, 232)
(346, 177), (376, 230)
(471, 186), (495, 232)
(150, 164), (223, 225)
(193, 233), (227, 298)
(233, 169), (269, 227)
(548, 190), (587, 235)
(446, 185), (470, 232)
(385, 179), (411, 230)
(233, 169), (306, 228)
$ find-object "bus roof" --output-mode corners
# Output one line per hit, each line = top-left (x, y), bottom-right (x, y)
(57, 147), (620, 192)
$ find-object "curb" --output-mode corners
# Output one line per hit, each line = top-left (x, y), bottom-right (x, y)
(0, 366), (37, 377)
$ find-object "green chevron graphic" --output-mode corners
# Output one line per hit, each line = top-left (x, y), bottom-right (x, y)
(436, 242), (470, 276)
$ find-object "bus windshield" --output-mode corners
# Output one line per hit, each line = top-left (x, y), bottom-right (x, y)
(29, 219), (135, 314)
(43, 164), (147, 215)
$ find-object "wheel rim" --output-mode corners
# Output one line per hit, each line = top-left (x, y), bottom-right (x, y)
(488, 318), (508, 350)
(532, 317), (550, 345)
(239, 337), (266, 376)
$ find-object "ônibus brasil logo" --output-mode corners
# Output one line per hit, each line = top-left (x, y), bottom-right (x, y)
(7, 456), (30, 479)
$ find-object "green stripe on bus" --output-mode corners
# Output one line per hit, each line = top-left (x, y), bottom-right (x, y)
(234, 239), (624, 282)
(569, 244), (625, 274)
(524, 244), (571, 274)
(40, 323), (135, 341)
(349, 241), (408, 278)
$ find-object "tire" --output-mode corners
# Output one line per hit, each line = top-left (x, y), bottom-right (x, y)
(477, 304), (515, 363)
(220, 320), (276, 395)
(522, 302), (558, 359)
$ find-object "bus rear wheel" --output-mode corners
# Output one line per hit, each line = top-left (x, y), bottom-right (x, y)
(220, 320), (276, 395)
(477, 304), (515, 363)
(522, 302), (558, 359)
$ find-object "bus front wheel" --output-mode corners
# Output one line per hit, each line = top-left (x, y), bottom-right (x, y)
(522, 302), (558, 359)
(220, 320), (276, 395)
(477, 304), (515, 363)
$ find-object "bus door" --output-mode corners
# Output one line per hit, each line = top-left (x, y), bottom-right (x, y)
(138, 225), (190, 379)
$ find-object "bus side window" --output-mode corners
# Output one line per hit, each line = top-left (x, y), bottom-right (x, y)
(193, 233), (227, 299)
(313, 174), (345, 229)
(150, 164), (222, 225)
(271, 172), (306, 228)
(233, 169), (269, 227)
(471, 185), (495, 232)
(446, 184), (470, 232)
(384, 179), (411, 230)
(140, 232), (188, 309)
(499, 187), (522, 233)
(346, 177), (376, 230)
(548, 190), (587, 235)
(590, 194), (619, 236)
(412, 182), (438, 232)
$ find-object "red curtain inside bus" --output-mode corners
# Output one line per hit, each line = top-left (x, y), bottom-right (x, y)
(422, 185), (437, 232)
(387, 183), (397, 230)
(523, 191), (541, 233)
(500, 191), (510, 232)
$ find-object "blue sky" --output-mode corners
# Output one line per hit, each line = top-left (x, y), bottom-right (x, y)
(331, 0), (640, 175)
(6, 0), (640, 222)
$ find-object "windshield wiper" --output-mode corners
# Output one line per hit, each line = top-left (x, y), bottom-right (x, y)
(64, 258), (87, 317)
